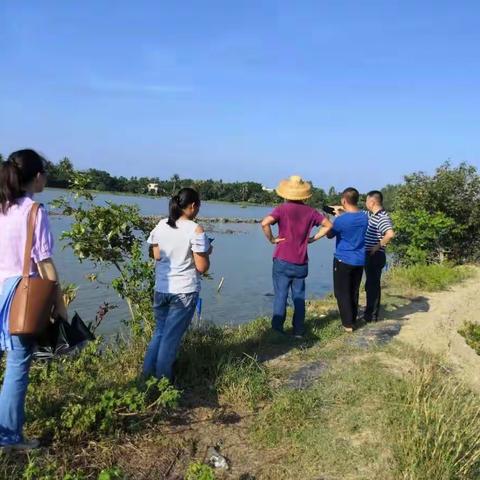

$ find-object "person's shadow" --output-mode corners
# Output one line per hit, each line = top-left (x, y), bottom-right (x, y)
(352, 295), (430, 348)
(384, 295), (430, 320)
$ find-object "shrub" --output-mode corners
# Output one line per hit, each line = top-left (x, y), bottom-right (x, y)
(97, 468), (125, 480)
(459, 322), (480, 355)
(184, 462), (216, 480)
(392, 162), (480, 264)
(391, 209), (457, 264)
(385, 264), (474, 292)
(26, 340), (180, 440)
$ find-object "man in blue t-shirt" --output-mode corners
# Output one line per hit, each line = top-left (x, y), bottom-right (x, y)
(327, 188), (369, 331)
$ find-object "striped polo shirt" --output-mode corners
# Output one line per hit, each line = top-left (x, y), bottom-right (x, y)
(365, 209), (393, 251)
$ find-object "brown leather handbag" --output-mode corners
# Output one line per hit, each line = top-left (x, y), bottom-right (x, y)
(9, 203), (58, 335)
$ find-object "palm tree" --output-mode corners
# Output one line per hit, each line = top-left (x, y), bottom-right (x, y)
(171, 174), (180, 195)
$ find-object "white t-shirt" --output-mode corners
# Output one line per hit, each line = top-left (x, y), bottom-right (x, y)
(147, 218), (211, 294)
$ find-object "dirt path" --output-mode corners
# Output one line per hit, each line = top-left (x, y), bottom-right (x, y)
(394, 268), (480, 391)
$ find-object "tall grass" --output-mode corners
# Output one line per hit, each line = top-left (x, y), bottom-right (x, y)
(215, 353), (271, 408)
(385, 264), (474, 292)
(388, 359), (480, 479)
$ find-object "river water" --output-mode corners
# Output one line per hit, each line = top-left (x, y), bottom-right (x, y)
(37, 189), (335, 336)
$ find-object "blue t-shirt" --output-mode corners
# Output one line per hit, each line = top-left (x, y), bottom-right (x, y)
(331, 212), (369, 266)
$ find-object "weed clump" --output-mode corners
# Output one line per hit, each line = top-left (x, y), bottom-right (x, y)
(27, 339), (180, 440)
(387, 358), (480, 479)
(385, 264), (474, 292)
(459, 322), (480, 355)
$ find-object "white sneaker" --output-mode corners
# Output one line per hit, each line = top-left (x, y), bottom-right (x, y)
(1, 438), (40, 451)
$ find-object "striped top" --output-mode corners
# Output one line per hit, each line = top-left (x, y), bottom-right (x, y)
(365, 209), (393, 251)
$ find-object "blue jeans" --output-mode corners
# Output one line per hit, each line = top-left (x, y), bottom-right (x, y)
(0, 335), (33, 446)
(272, 259), (308, 335)
(143, 291), (198, 381)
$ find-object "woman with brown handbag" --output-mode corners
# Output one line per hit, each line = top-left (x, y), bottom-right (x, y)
(0, 149), (67, 451)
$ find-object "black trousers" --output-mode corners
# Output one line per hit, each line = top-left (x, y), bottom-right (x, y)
(364, 251), (386, 321)
(333, 258), (364, 328)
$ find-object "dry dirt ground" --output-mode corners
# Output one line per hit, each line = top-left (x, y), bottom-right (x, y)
(395, 268), (480, 392)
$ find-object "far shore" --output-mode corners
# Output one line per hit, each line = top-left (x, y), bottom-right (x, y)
(43, 186), (276, 209)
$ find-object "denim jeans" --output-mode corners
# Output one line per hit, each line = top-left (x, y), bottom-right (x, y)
(143, 291), (198, 381)
(272, 258), (308, 335)
(0, 335), (33, 446)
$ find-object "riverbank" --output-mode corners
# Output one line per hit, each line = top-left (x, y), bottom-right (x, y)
(1, 265), (479, 479)
(144, 215), (261, 225)
(44, 187), (275, 209)
(49, 211), (262, 224)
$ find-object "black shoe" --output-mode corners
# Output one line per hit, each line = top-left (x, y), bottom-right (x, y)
(292, 332), (305, 339)
(1, 438), (41, 451)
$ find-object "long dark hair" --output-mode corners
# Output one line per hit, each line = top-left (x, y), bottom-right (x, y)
(167, 187), (201, 228)
(0, 149), (46, 213)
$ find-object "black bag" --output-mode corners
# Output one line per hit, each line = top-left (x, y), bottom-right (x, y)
(33, 312), (95, 360)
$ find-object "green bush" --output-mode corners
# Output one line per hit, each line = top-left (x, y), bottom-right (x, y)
(97, 468), (125, 480)
(391, 209), (457, 264)
(18, 453), (87, 480)
(392, 162), (480, 264)
(184, 462), (216, 480)
(27, 339), (180, 440)
(59, 376), (179, 437)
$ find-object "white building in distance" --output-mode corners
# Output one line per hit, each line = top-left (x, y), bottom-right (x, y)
(147, 182), (159, 194)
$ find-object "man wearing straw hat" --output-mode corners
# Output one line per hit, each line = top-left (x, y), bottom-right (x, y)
(261, 176), (332, 337)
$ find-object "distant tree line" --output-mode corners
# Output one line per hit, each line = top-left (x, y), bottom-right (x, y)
(3, 152), (479, 265)
(45, 157), (478, 264)
(41, 156), (350, 207)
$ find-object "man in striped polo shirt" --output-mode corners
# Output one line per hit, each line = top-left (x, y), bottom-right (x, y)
(364, 191), (395, 322)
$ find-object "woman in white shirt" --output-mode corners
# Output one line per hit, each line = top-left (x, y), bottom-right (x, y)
(143, 188), (212, 381)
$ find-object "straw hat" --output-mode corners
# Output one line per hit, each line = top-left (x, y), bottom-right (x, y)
(276, 175), (312, 201)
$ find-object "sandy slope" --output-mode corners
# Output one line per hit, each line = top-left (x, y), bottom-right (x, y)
(396, 268), (480, 391)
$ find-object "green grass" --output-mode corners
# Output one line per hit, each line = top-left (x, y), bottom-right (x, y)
(184, 462), (216, 480)
(177, 304), (343, 390)
(459, 322), (480, 355)
(215, 353), (271, 408)
(252, 354), (395, 479)
(387, 354), (480, 480)
(252, 346), (480, 480)
(385, 263), (475, 292)
(1, 264), (478, 479)
(0, 295), (342, 479)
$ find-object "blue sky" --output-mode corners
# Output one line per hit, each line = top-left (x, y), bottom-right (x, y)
(1, 1), (479, 191)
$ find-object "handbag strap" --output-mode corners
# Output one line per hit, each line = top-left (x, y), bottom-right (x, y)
(22, 202), (41, 278)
